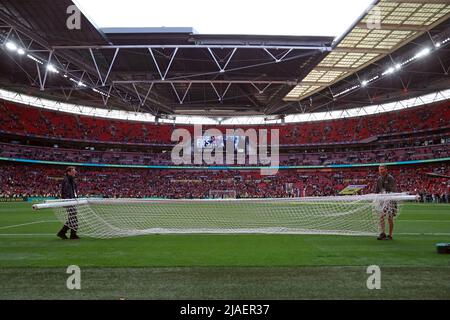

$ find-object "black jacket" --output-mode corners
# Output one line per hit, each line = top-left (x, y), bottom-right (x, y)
(375, 174), (397, 193)
(61, 175), (77, 199)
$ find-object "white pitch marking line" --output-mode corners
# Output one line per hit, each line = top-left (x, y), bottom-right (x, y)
(0, 232), (449, 236)
(0, 220), (58, 230)
(396, 232), (450, 236)
(400, 220), (450, 222)
(0, 233), (56, 236)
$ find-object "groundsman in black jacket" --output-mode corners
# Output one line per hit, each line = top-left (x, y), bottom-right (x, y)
(57, 166), (80, 240)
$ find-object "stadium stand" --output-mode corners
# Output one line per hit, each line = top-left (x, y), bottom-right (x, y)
(0, 142), (448, 166)
(0, 162), (448, 202)
(0, 99), (448, 201)
(1, 99), (449, 145)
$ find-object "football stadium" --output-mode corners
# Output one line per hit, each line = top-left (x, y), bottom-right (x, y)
(0, 0), (449, 302)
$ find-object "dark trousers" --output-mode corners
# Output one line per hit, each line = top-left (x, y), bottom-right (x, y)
(59, 206), (78, 234)
(65, 206), (78, 231)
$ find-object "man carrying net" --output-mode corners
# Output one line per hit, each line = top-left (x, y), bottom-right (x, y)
(375, 165), (398, 241)
(56, 166), (80, 240)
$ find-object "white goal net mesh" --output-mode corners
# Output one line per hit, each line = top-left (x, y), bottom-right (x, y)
(33, 193), (416, 238)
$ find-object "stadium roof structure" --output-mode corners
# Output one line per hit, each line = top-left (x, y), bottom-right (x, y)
(0, 0), (449, 123)
(282, 0), (450, 110)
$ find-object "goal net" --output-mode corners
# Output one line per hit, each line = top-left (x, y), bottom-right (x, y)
(33, 193), (416, 239)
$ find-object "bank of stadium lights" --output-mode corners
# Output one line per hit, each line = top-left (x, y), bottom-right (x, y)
(5, 41), (26, 56)
(436, 37), (450, 47)
(26, 54), (43, 65)
(5, 41), (17, 51)
(5, 41), (49, 67)
(2, 42), (110, 100)
(68, 77), (85, 88)
(400, 47), (432, 67)
(46, 64), (59, 74)
(361, 75), (379, 87)
(5, 41), (45, 65)
(414, 47), (431, 59)
(5, 41), (44, 65)
(382, 62), (404, 76)
(27, 56), (111, 98)
(382, 66), (396, 76)
(343, 45), (439, 97)
(334, 84), (360, 98)
(30, 55), (109, 98)
(384, 67), (394, 75)
(27, 55), (110, 97)
(92, 88), (110, 97)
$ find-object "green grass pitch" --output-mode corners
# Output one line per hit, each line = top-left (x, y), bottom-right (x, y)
(0, 202), (449, 299)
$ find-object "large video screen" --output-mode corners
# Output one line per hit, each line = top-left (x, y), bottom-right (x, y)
(196, 135), (245, 152)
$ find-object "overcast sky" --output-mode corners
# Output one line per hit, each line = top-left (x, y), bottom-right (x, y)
(73, 0), (375, 38)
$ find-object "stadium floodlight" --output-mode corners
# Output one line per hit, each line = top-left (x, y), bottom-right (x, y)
(415, 47), (431, 59)
(382, 67), (395, 76)
(92, 88), (110, 97)
(5, 41), (17, 51)
(361, 75), (379, 88)
(46, 64), (59, 73)
(17, 48), (25, 55)
(434, 42), (441, 48)
(395, 64), (401, 70)
(78, 81), (87, 87)
(334, 84), (360, 97)
(33, 193), (417, 238)
(27, 54), (43, 64)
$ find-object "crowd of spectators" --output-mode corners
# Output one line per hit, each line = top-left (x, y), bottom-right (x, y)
(1, 99), (448, 203)
(1, 163), (448, 202)
(0, 142), (448, 166)
(1, 99), (448, 145)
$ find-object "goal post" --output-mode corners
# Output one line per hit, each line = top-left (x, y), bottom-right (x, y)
(33, 193), (417, 239)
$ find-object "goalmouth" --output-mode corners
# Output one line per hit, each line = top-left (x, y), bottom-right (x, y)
(33, 193), (417, 239)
